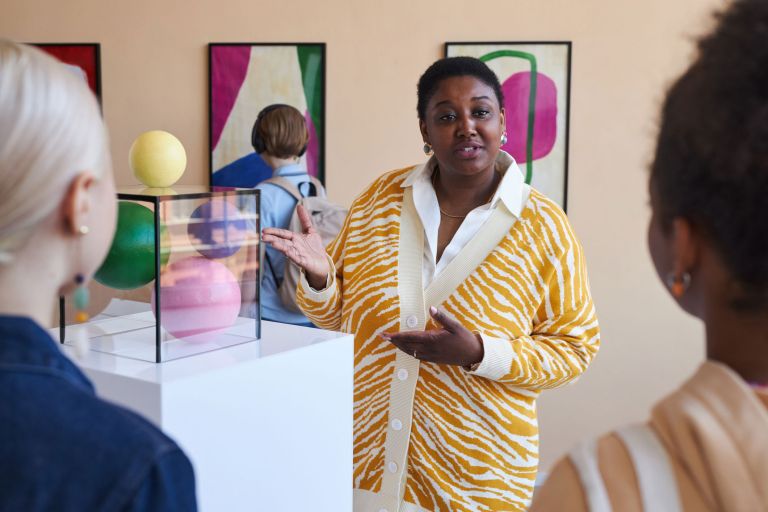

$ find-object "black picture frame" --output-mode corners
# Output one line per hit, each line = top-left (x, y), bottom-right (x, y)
(445, 41), (572, 211)
(31, 43), (102, 106)
(208, 42), (327, 188)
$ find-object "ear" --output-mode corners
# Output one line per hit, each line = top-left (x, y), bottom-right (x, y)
(670, 217), (699, 276)
(62, 172), (96, 236)
(499, 107), (506, 131)
(419, 119), (429, 144)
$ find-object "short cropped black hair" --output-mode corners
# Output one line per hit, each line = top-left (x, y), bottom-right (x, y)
(651, 0), (768, 309)
(417, 57), (504, 120)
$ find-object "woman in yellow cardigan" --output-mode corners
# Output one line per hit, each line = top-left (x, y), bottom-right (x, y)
(263, 57), (600, 512)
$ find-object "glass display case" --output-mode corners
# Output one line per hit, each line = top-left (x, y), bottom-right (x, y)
(59, 186), (260, 362)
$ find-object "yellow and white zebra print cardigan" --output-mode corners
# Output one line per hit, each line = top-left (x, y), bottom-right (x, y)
(297, 162), (600, 512)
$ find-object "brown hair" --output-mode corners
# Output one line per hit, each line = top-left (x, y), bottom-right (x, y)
(254, 104), (309, 159)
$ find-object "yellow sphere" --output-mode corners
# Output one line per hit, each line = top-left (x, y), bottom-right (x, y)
(129, 130), (187, 188)
(140, 187), (178, 196)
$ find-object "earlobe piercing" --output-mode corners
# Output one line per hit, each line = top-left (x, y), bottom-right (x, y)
(78, 225), (90, 235)
(666, 271), (691, 299)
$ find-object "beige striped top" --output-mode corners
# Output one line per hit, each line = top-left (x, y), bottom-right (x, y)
(297, 161), (600, 512)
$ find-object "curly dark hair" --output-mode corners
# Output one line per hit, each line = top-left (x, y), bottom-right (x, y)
(651, 0), (768, 309)
(417, 56), (504, 120)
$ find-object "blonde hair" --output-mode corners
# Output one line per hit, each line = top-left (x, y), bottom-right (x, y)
(256, 104), (309, 159)
(0, 41), (111, 263)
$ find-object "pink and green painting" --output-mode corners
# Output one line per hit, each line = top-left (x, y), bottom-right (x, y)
(446, 42), (571, 210)
(209, 43), (325, 188)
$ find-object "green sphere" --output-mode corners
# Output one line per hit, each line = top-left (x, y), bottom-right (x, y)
(95, 201), (170, 290)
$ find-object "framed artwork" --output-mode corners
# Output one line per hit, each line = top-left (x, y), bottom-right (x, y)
(209, 43), (326, 188)
(445, 42), (571, 210)
(33, 43), (101, 104)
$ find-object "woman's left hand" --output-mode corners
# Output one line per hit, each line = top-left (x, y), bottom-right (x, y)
(382, 306), (484, 367)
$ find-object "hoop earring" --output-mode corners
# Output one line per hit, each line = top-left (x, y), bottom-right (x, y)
(423, 143), (433, 156)
(666, 271), (691, 299)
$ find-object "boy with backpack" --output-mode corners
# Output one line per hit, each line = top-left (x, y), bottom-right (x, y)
(253, 104), (346, 325)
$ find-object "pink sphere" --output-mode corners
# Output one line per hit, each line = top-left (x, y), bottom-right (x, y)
(153, 257), (241, 341)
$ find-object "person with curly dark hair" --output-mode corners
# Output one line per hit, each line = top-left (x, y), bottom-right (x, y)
(530, 1), (768, 510)
(263, 56), (600, 511)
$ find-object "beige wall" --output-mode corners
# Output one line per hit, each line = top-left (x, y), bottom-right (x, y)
(2, 0), (722, 472)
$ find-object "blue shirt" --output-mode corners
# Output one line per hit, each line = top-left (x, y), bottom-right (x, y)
(0, 316), (197, 511)
(211, 152), (273, 188)
(256, 163), (314, 326)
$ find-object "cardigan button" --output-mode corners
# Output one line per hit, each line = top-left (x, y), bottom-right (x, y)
(387, 461), (399, 473)
(391, 419), (403, 431)
(405, 315), (418, 328)
(397, 369), (409, 381)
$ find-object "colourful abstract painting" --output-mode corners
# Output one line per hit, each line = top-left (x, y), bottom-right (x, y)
(446, 42), (571, 210)
(33, 43), (101, 103)
(209, 43), (325, 187)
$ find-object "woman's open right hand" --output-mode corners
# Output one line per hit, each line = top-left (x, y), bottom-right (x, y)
(262, 204), (330, 290)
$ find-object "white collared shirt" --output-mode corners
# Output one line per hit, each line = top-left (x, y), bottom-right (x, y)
(401, 151), (531, 288)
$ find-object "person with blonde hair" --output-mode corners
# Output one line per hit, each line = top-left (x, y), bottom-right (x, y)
(0, 41), (197, 510)
(530, 1), (768, 510)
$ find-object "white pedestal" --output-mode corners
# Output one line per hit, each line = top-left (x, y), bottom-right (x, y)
(62, 321), (353, 512)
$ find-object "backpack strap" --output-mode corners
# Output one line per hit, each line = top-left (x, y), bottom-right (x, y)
(260, 176), (302, 289)
(262, 176), (304, 201)
(264, 175), (328, 201)
(308, 176), (327, 198)
(569, 439), (613, 512)
(615, 425), (683, 512)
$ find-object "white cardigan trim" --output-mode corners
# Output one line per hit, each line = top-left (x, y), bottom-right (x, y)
(380, 186), (425, 502)
(353, 488), (432, 512)
(470, 334), (516, 380)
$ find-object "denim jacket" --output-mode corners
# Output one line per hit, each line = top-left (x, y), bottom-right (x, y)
(0, 316), (197, 511)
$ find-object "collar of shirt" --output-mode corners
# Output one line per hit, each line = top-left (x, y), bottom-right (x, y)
(273, 162), (308, 178)
(401, 151), (529, 286)
(401, 150), (526, 218)
(0, 315), (94, 393)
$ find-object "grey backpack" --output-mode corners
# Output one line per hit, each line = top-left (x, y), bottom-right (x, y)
(262, 176), (347, 313)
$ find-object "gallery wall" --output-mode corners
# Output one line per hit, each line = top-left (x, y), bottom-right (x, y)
(1, 0), (722, 473)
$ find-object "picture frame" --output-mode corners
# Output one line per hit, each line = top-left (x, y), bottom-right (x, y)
(445, 41), (572, 210)
(33, 43), (102, 105)
(209, 43), (326, 188)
